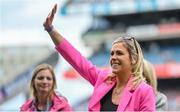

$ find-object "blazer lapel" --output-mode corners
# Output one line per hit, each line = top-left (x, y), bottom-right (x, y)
(117, 77), (134, 111)
(117, 87), (132, 111)
(89, 79), (115, 109)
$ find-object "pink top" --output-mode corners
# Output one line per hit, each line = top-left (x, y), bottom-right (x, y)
(20, 92), (72, 111)
(56, 38), (156, 111)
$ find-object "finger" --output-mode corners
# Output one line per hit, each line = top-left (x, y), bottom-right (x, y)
(50, 4), (57, 20)
(51, 4), (57, 17)
(46, 17), (50, 24)
(48, 12), (51, 18)
(44, 12), (51, 26)
(44, 4), (57, 28)
(54, 4), (57, 13)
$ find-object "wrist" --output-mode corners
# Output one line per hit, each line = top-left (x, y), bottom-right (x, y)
(44, 25), (54, 32)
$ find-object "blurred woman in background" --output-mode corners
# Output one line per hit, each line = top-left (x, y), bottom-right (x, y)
(143, 59), (168, 111)
(20, 64), (72, 111)
(43, 4), (155, 111)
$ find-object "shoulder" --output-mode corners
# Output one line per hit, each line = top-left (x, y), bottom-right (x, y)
(156, 91), (168, 111)
(135, 81), (155, 97)
(51, 92), (72, 111)
(96, 68), (112, 83)
(20, 99), (33, 111)
(133, 81), (156, 111)
(98, 68), (111, 78)
(156, 92), (167, 102)
(53, 92), (68, 102)
(137, 81), (154, 91)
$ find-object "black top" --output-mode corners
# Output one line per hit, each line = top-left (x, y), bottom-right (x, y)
(100, 88), (118, 111)
(37, 108), (43, 111)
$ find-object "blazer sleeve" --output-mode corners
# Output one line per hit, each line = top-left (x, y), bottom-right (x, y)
(139, 85), (156, 111)
(55, 38), (101, 86)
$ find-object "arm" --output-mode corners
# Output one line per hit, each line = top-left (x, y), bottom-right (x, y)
(43, 4), (101, 86)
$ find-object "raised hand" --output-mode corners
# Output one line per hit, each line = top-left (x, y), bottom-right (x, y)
(43, 4), (57, 30)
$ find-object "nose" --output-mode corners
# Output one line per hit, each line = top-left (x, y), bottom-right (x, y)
(111, 54), (117, 60)
(42, 78), (48, 83)
(110, 55), (117, 65)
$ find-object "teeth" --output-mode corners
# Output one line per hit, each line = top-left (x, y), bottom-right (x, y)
(112, 64), (119, 66)
(113, 63), (119, 65)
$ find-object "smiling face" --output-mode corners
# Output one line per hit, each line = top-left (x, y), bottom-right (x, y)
(34, 69), (53, 95)
(31, 64), (57, 100)
(110, 42), (132, 75)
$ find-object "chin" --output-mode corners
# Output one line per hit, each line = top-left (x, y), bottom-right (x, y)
(38, 90), (49, 94)
(112, 70), (118, 74)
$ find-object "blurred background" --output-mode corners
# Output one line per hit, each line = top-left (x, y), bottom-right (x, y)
(0, 0), (180, 111)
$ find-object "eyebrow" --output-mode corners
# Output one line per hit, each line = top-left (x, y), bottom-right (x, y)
(111, 49), (124, 53)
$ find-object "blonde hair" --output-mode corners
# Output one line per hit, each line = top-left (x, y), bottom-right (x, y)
(113, 35), (144, 81)
(143, 59), (157, 92)
(30, 64), (57, 101)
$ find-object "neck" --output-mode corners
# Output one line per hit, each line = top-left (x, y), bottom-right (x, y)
(36, 94), (50, 110)
(115, 71), (131, 88)
(37, 93), (49, 104)
(38, 97), (48, 105)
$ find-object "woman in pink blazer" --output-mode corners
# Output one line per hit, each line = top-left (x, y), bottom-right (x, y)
(20, 64), (72, 111)
(43, 4), (156, 111)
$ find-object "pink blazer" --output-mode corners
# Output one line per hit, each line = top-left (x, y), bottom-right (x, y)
(56, 39), (156, 111)
(20, 92), (72, 111)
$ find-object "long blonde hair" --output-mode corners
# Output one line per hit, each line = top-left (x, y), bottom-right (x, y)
(113, 35), (144, 81)
(143, 59), (157, 92)
(30, 64), (57, 101)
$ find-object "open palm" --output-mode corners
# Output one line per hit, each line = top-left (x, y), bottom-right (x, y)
(43, 4), (57, 29)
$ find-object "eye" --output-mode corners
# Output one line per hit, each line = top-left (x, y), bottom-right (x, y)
(111, 51), (114, 56)
(37, 76), (44, 80)
(116, 51), (123, 55)
(46, 77), (52, 81)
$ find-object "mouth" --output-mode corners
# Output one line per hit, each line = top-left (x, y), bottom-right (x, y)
(112, 63), (121, 70)
(112, 64), (119, 68)
(111, 59), (123, 69)
(111, 61), (121, 66)
(40, 85), (49, 88)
